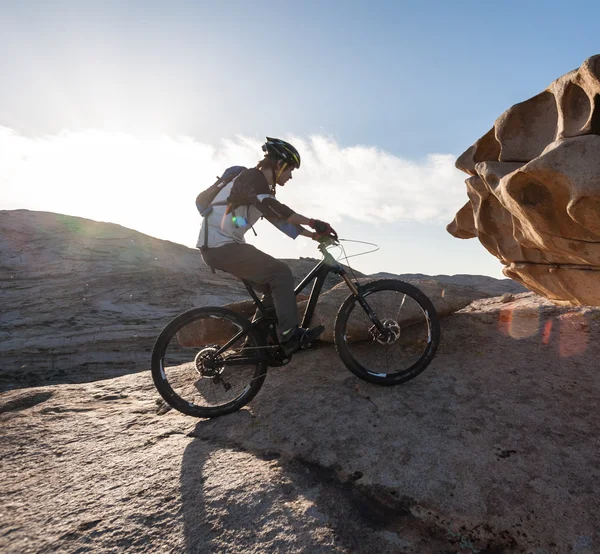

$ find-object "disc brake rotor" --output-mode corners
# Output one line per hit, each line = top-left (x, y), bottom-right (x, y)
(370, 319), (401, 345)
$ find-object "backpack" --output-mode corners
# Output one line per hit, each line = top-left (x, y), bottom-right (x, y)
(195, 166), (246, 217)
(197, 166), (248, 253)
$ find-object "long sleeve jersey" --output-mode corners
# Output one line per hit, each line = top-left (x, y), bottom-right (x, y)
(197, 168), (303, 249)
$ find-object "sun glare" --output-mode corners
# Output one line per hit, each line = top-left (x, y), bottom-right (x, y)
(1, 127), (476, 278)
(498, 303), (593, 358)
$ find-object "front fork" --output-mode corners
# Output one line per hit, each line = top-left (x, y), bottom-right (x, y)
(339, 271), (389, 336)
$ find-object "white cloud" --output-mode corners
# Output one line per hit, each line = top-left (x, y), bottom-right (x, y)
(0, 127), (466, 247)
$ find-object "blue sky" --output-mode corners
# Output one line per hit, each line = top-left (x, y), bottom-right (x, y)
(1, 1), (599, 277)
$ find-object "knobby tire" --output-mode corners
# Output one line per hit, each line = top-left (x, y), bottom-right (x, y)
(334, 279), (440, 385)
(151, 307), (268, 418)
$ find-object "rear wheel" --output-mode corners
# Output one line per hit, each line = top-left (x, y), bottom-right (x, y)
(334, 279), (440, 385)
(151, 307), (267, 418)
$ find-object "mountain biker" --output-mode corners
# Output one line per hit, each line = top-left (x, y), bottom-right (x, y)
(198, 137), (337, 356)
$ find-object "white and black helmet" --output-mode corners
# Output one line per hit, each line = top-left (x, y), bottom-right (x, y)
(262, 137), (301, 168)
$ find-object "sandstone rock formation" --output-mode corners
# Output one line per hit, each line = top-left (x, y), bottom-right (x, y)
(180, 280), (489, 345)
(448, 54), (600, 306)
(1, 209), (524, 389)
(301, 278), (491, 342)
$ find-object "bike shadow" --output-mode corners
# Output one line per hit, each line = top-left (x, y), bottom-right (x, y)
(177, 345), (433, 552)
(178, 301), (600, 552)
(179, 413), (411, 553)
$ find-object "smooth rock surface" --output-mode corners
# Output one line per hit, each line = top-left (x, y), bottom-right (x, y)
(2, 294), (600, 553)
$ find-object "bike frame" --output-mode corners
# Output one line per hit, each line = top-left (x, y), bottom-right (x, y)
(246, 244), (350, 326)
(212, 242), (387, 365)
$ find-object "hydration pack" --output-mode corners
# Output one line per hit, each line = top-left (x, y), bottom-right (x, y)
(195, 166), (246, 217)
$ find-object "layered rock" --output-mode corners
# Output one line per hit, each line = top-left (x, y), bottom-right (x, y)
(0, 210), (346, 388)
(448, 54), (600, 306)
(2, 209), (524, 388)
(177, 280), (490, 345)
(300, 278), (491, 342)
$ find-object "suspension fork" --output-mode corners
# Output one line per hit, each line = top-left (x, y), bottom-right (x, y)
(339, 271), (388, 334)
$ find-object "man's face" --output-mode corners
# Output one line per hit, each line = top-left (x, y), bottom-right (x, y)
(276, 164), (295, 186)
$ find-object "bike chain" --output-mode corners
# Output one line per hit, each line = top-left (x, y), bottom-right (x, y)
(232, 344), (281, 351)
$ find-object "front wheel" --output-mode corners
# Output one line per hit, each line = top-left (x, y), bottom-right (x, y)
(151, 307), (268, 418)
(334, 279), (440, 385)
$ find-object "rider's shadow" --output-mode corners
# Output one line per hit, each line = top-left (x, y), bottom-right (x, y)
(179, 431), (322, 552)
(178, 416), (402, 553)
(177, 347), (435, 552)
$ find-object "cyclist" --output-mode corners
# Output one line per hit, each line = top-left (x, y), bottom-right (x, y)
(198, 137), (337, 356)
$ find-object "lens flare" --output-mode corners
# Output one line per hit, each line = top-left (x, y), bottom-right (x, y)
(542, 320), (553, 345)
(498, 305), (540, 339)
(499, 303), (591, 358)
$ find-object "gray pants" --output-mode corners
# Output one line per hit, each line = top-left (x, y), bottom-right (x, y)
(201, 243), (298, 336)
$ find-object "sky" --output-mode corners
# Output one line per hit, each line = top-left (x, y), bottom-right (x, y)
(1, 0), (599, 278)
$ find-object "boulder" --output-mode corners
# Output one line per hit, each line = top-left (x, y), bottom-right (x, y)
(177, 280), (488, 347)
(448, 54), (600, 306)
(299, 278), (490, 342)
(176, 296), (308, 347)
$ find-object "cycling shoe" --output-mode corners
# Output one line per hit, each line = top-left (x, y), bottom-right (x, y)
(280, 325), (325, 357)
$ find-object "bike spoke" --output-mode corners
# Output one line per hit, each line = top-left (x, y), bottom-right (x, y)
(335, 281), (439, 383)
(152, 309), (267, 416)
(396, 293), (407, 321)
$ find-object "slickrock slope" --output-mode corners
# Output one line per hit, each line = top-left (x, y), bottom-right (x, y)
(1, 209), (243, 387)
(0, 210), (347, 388)
(448, 54), (600, 306)
(2, 294), (599, 553)
(1, 210), (519, 388)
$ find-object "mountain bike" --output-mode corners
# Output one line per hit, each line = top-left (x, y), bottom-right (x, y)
(151, 238), (440, 418)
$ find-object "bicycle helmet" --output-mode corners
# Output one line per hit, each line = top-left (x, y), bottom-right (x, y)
(262, 137), (301, 169)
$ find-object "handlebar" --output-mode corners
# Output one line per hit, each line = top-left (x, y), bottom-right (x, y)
(317, 237), (340, 266)
(316, 236), (380, 265)
(317, 236), (338, 248)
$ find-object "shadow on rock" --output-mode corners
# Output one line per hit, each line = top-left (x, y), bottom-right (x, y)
(179, 415), (438, 553)
(178, 296), (600, 552)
